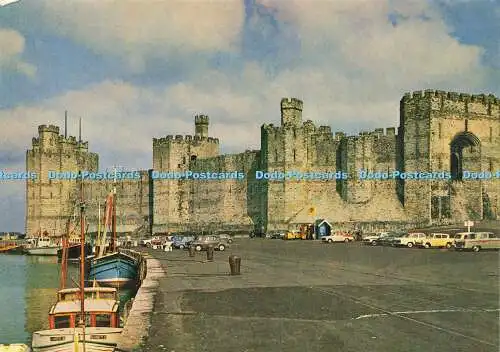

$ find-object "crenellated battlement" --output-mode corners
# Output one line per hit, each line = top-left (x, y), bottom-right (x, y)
(153, 134), (219, 146)
(280, 97), (303, 111)
(370, 127), (397, 137)
(38, 124), (60, 134)
(317, 126), (332, 134)
(402, 90), (499, 104)
(334, 132), (345, 141)
(58, 135), (79, 145)
(195, 114), (209, 124)
(32, 137), (39, 146)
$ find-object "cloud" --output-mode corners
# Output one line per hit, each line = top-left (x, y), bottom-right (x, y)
(32, 0), (245, 71)
(0, 28), (36, 77)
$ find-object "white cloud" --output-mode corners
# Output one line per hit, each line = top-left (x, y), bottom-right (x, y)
(33, 0), (245, 71)
(0, 28), (36, 77)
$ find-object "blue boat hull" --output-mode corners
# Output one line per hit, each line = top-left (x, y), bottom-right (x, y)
(88, 252), (138, 288)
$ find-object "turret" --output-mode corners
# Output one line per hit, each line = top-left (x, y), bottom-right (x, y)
(195, 115), (209, 138)
(280, 98), (303, 127)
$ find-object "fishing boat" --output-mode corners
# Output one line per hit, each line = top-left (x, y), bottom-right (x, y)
(25, 237), (60, 256)
(88, 187), (138, 288)
(31, 174), (123, 352)
(31, 287), (123, 351)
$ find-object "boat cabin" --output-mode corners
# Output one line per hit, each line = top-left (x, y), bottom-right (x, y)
(48, 287), (120, 329)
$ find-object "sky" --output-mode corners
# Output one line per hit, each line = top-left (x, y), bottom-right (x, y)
(0, 0), (498, 232)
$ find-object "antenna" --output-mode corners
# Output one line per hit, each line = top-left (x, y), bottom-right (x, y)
(79, 117), (82, 142)
(64, 111), (68, 138)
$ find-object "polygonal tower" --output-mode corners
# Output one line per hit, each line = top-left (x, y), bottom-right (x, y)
(280, 98), (303, 127)
(195, 115), (209, 138)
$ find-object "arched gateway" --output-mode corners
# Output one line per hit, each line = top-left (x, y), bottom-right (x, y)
(450, 131), (481, 180)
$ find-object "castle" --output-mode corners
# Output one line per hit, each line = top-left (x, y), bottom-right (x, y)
(25, 90), (500, 236)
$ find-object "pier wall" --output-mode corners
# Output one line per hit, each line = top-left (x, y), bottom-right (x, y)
(116, 249), (166, 351)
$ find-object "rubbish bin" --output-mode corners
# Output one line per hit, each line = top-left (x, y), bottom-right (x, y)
(207, 245), (214, 261)
(229, 255), (241, 275)
(188, 245), (195, 257)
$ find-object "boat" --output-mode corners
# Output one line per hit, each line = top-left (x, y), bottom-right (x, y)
(31, 287), (123, 351)
(31, 176), (124, 352)
(25, 237), (61, 256)
(88, 187), (138, 288)
(0, 344), (31, 352)
(0, 241), (25, 254)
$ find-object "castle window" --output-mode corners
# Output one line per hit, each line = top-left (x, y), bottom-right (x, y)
(182, 157), (186, 164)
(438, 157), (442, 169)
(489, 159), (493, 172)
(50, 192), (52, 199)
(293, 149), (296, 162)
(191, 155), (197, 161)
(490, 127), (493, 142)
(465, 119), (468, 131)
(275, 150), (278, 162)
(293, 130), (296, 138)
(438, 123), (442, 139)
(229, 186), (231, 194)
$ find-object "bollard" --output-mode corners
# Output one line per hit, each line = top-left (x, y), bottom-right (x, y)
(188, 245), (195, 257)
(229, 255), (241, 275)
(207, 245), (214, 261)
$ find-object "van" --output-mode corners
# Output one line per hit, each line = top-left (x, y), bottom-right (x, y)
(454, 232), (500, 252)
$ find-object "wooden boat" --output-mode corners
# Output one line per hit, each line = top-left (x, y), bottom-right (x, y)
(25, 237), (60, 256)
(88, 189), (138, 288)
(31, 177), (123, 352)
(31, 287), (123, 351)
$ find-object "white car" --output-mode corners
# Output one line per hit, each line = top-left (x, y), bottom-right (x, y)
(322, 232), (354, 243)
(392, 232), (427, 248)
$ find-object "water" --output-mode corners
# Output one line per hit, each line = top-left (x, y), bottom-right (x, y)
(0, 255), (136, 344)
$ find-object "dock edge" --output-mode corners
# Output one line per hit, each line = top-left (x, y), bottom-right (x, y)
(116, 250), (166, 351)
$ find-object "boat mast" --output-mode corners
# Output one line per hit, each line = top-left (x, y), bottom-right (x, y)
(112, 167), (117, 252)
(79, 172), (87, 351)
(59, 218), (70, 290)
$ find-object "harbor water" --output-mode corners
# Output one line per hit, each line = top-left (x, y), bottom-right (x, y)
(0, 254), (136, 344)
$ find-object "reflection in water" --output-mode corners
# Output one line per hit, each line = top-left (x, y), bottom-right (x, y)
(0, 255), (136, 344)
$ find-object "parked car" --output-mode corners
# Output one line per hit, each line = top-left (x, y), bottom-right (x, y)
(454, 232), (499, 252)
(362, 233), (382, 245)
(419, 233), (454, 249)
(371, 233), (399, 246)
(392, 232), (427, 248)
(217, 234), (233, 243)
(322, 232), (354, 243)
(171, 236), (195, 249)
(191, 235), (228, 251)
(452, 232), (475, 247)
(269, 231), (285, 239)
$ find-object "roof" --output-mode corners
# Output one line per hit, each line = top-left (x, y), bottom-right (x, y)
(316, 219), (332, 228)
(49, 299), (119, 314)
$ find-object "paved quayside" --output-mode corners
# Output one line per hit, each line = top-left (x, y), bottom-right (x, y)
(138, 239), (499, 352)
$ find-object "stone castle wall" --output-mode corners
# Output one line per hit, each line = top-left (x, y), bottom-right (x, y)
(25, 91), (500, 236)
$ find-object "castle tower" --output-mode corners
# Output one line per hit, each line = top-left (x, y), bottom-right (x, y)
(26, 124), (98, 236)
(152, 116), (220, 233)
(195, 115), (209, 138)
(281, 98), (303, 127)
(400, 90), (500, 223)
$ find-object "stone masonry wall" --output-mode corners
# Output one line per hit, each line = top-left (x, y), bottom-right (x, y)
(26, 91), (500, 235)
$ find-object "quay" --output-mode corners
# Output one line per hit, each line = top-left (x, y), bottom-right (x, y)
(118, 229), (499, 352)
